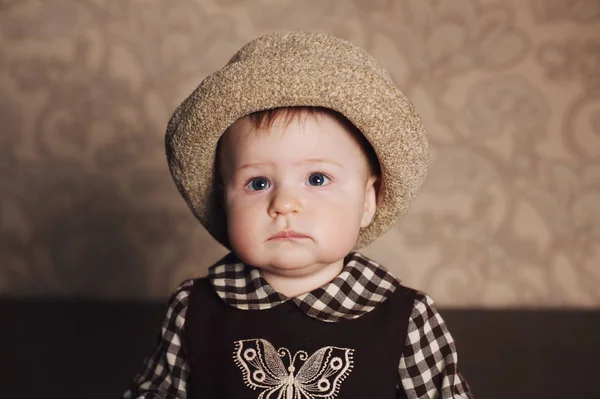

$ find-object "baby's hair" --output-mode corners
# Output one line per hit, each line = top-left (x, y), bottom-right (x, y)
(241, 106), (381, 179)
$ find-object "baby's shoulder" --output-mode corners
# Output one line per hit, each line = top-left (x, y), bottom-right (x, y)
(165, 277), (210, 308)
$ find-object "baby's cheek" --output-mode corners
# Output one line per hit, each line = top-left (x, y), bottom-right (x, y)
(227, 208), (248, 235)
(226, 205), (262, 252)
(227, 221), (255, 262)
(313, 205), (354, 240)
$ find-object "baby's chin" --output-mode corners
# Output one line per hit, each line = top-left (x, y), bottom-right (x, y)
(240, 250), (336, 277)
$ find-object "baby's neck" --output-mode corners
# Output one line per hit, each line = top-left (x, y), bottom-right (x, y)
(262, 259), (345, 298)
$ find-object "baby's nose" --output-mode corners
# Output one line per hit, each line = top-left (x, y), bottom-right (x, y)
(268, 188), (302, 216)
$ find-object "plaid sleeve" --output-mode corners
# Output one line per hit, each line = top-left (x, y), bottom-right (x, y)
(122, 280), (194, 399)
(398, 293), (474, 399)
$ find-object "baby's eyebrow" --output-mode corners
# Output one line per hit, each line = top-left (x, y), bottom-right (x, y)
(301, 158), (343, 167)
(235, 159), (342, 173)
(235, 162), (273, 173)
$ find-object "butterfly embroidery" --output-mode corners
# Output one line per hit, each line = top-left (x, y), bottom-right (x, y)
(234, 338), (354, 399)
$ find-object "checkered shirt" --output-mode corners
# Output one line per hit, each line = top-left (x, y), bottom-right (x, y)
(123, 252), (473, 398)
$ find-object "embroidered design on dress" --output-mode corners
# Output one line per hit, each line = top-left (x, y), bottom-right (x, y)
(234, 339), (354, 399)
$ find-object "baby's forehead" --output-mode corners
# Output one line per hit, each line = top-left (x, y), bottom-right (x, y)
(221, 110), (360, 148)
(217, 107), (381, 177)
(220, 114), (360, 159)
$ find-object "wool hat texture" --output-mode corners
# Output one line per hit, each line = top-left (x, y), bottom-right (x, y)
(165, 31), (428, 249)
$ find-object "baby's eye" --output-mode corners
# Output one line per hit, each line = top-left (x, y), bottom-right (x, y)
(307, 173), (330, 186)
(246, 177), (270, 191)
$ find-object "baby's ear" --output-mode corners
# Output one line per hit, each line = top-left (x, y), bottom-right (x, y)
(360, 176), (378, 228)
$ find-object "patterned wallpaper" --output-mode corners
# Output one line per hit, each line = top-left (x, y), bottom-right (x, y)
(0, 0), (599, 306)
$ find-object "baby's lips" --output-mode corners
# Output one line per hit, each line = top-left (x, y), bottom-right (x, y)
(268, 230), (310, 240)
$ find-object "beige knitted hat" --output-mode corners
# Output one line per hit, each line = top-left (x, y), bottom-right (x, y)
(165, 31), (428, 249)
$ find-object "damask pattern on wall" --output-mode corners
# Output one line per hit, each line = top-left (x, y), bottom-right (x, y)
(0, 0), (598, 306)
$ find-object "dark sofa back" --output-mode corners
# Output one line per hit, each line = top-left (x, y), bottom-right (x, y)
(1, 299), (598, 399)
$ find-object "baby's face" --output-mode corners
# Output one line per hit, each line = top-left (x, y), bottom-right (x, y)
(218, 113), (377, 277)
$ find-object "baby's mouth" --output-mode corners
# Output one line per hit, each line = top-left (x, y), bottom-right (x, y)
(267, 230), (310, 241)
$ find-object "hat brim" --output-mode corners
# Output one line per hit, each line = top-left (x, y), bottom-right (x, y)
(166, 56), (427, 249)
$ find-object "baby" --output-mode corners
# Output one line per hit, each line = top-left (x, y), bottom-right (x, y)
(124, 32), (473, 399)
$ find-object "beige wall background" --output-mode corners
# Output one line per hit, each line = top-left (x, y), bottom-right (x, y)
(0, 0), (599, 307)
